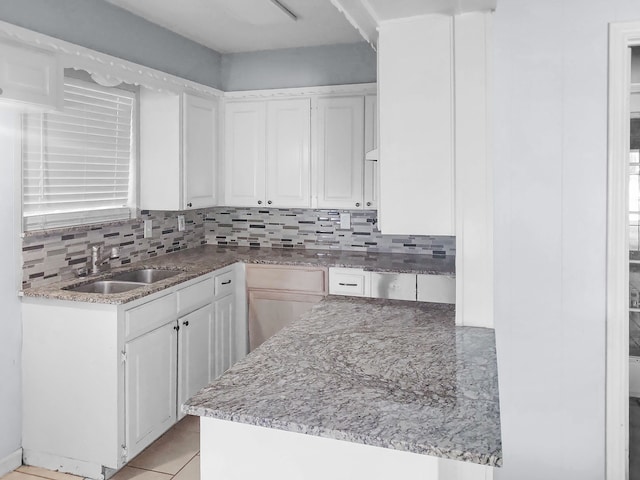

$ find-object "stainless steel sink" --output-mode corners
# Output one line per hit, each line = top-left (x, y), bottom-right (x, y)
(64, 280), (143, 294)
(109, 268), (181, 284)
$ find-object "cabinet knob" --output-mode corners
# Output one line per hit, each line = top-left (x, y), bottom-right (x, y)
(258, 200), (263, 205)
(267, 200), (272, 205)
(187, 202), (192, 208)
(366, 202), (372, 207)
(183, 320), (189, 327)
(173, 325), (180, 331)
(355, 202), (360, 207)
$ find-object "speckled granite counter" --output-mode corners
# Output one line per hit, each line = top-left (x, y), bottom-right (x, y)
(183, 296), (502, 467)
(22, 245), (455, 304)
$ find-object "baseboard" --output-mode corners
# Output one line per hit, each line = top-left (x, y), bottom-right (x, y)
(0, 448), (22, 477)
(630, 357), (640, 397)
(22, 449), (104, 480)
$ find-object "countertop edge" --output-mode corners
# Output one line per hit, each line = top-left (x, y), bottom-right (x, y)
(182, 404), (502, 467)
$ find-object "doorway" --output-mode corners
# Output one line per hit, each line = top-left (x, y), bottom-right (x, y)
(608, 21), (640, 480)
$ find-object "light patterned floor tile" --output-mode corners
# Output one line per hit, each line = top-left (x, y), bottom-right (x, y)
(127, 427), (199, 475)
(172, 415), (199, 434)
(1, 472), (41, 480)
(17, 466), (81, 480)
(109, 467), (171, 480)
(172, 455), (199, 480)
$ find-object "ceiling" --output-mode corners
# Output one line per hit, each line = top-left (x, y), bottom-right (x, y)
(102, 0), (364, 54)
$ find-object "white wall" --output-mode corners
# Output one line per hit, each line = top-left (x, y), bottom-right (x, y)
(494, 1), (640, 478)
(0, 111), (22, 468)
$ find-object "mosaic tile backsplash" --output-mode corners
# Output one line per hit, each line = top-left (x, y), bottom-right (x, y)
(204, 207), (456, 256)
(22, 207), (455, 290)
(22, 210), (207, 289)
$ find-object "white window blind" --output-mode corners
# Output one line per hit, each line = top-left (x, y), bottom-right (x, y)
(22, 77), (135, 231)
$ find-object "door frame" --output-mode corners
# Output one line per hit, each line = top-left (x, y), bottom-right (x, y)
(607, 20), (640, 480)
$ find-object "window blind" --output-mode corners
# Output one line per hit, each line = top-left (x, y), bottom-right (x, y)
(22, 78), (135, 231)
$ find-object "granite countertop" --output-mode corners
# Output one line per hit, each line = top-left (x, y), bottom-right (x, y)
(21, 245), (455, 304)
(183, 296), (502, 467)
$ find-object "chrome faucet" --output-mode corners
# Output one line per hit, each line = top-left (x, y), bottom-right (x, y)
(91, 245), (120, 275)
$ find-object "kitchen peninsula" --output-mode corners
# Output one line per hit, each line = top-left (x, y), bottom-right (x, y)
(184, 295), (501, 480)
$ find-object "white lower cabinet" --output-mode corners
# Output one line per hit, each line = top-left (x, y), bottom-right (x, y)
(214, 293), (236, 375)
(329, 268), (455, 304)
(22, 265), (246, 479)
(177, 303), (215, 421)
(126, 321), (178, 460)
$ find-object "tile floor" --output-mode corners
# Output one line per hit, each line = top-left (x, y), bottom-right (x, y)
(0, 415), (200, 480)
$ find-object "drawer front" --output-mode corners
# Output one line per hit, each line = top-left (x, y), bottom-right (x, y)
(329, 268), (371, 297)
(417, 274), (456, 304)
(214, 268), (235, 298)
(370, 272), (417, 301)
(125, 293), (177, 340)
(177, 277), (214, 316)
(246, 265), (327, 294)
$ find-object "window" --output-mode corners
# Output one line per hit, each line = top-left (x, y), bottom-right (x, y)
(22, 77), (136, 231)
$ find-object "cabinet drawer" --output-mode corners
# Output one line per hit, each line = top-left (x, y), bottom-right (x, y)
(177, 277), (214, 316)
(329, 268), (371, 297)
(370, 272), (416, 301)
(417, 274), (455, 304)
(125, 293), (177, 340)
(214, 269), (235, 298)
(246, 265), (327, 294)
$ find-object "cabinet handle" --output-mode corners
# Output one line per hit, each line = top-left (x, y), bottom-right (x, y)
(187, 202), (192, 208)
(0, 88), (3, 95)
(267, 200), (272, 205)
(221, 280), (232, 285)
(366, 202), (372, 207)
(258, 200), (263, 205)
(183, 320), (189, 327)
(339, 282), (358, 287)
(355, 202), (360, 207)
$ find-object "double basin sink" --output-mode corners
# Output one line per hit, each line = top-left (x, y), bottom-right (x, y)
(64, 269), (182, 294)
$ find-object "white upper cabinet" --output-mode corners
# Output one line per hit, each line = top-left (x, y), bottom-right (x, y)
(224, 98), (311, 208)
(316, 96), (365, 209)
(364, 94), (378, 209)
(140, 91), (218, 211)
(378, 15), (455, 235)
(224, 101), (267, 207)
(0, 41), (61, 110)
(266, 99), (311, 208)
(184, 94), (218, 209)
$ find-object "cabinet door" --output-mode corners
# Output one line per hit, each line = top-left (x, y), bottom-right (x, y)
(364, 95), (378, 209)
(378, 16), (454, 235)
(125, 321), (177, 461)
(214, 294), (236, 377)
(316, 96), (365, 209)
(0, 41), (61, 109)
(177, 303), (214, 420)
(266, 99), (311, 207)
(248, 290), (324, 351)
(224, 101), (266, 207)
(183, 94), (217, 209)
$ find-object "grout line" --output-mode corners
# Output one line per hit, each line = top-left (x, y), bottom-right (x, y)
(169, 453), (199, 479)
